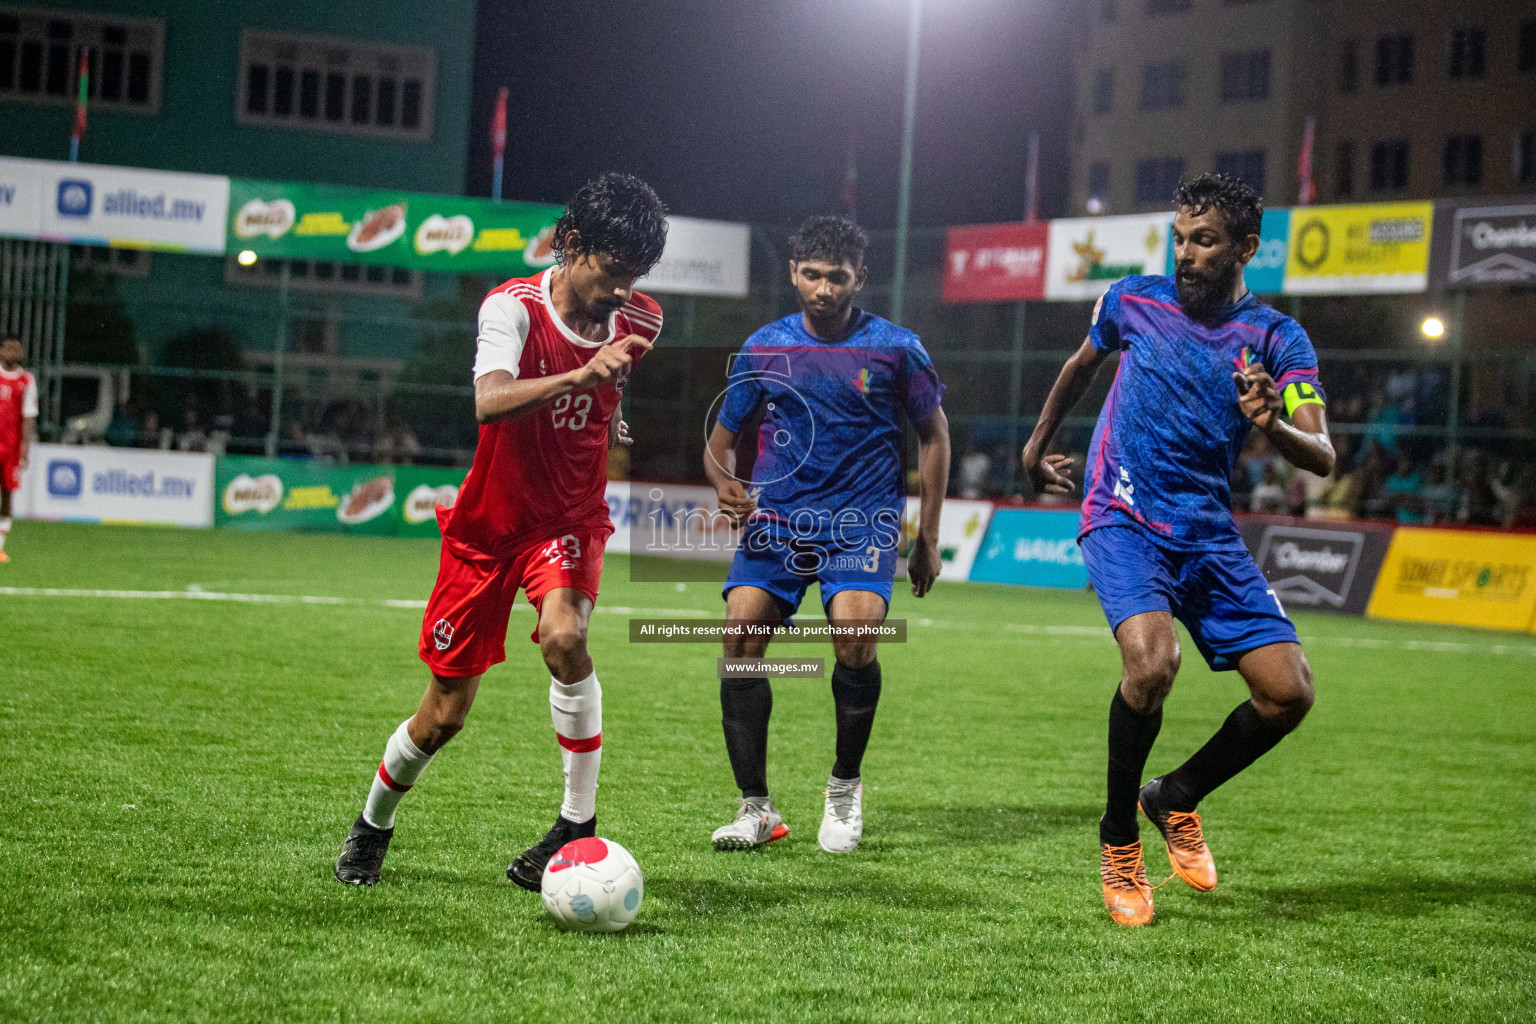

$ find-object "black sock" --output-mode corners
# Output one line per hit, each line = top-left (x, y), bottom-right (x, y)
(721, 676), (772, 798)
(1163, 700), (1289, 811)
(1102, 687), (1163, 845)
(831, 659), (882, 780)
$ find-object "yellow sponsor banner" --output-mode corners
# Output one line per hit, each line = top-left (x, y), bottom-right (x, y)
(1367, 528), (1536, 631)
(1284, 202), (1433, 295)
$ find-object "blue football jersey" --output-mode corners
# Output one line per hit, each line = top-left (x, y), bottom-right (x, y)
(1081, 275), (1325, 551)
(716, 310), (944, 544)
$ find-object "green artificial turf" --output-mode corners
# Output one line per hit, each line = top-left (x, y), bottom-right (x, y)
(1, 521), (1532, 1023)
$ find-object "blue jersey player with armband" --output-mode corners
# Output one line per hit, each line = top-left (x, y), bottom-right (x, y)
(1022, 174), (1336, 927)
(702, 215), (951, 855)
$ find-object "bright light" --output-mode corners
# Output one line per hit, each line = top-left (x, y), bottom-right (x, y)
(1421, 316), (1446, 339)
(237, 249), (258, 266)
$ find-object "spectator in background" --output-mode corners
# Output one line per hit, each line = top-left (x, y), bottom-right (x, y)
(1363, 394), (1407, 454)
(232, 397), (268, 453)
(1419, 460), (1457, 525)
(1355, 441), (1390, 519)
(1249, 461), (1286, 514)
(1456, 449), (1498, 526)
(136, 409), (165, 449)
(177, 405), (208, 453)
(957, 447), (991, 500)
(1383, 450), (1424, 524)
(1315, 438), (1360, 520)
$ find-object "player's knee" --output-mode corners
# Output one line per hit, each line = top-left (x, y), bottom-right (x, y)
(721, 625), (769, 660)
(416, 710), (467, 753)
(1262, 659), (1315, 729)
(1121, 647), (1179, 710)
(831, 640), (876, 669)
(539, 627), (589, 673)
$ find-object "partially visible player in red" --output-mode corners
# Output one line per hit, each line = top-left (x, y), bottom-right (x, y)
(336, 173), (668, 888)
(0, 337), (38, 564)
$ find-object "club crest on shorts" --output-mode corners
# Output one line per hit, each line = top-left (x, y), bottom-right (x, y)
(432, 618), (455, 651)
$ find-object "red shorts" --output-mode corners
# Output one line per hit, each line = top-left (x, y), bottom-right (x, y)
(0, 449), (19, 492)
(419, 528), (609, 678)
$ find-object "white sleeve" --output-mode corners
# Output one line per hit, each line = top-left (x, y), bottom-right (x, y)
(472, 292), (531, 382)
(22, 377), (38, 418)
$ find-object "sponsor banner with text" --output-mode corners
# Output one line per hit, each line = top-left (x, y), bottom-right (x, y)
(1044, 213), (1172, 301)
(0, 156), (228, 253)
(969, 508), (1087, 589)
(1238, 516), (1393, 616)
(1283, 202), (1433, 295)
(17, 443), (213, 526)
(942, 222), (1049, 303)
(1366, 527), (1536, 632)
(215, 456), (464, 537)
(901, 498), (994, 580)
(642, 216), (751, 297)
(1429, 196), (1536, 289)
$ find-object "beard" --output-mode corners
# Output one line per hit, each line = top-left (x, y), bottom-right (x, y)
(1175, 257), (1243, 318)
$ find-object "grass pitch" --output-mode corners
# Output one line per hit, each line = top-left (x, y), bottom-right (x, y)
(1, 521), (1533, 1023)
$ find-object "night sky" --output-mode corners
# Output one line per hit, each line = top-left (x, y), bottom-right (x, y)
(466, 0), (1078, 230)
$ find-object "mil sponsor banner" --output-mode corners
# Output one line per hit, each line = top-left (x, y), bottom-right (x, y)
(1366, 527), (1536, 632)
(901, 498), (994, 580)
(217, 456), (464, 537)
(643, 216), (751, 297)
(1044, 213), (1172, 301)
(968, 508), (1087, 589)
(1283, 202), (1433, 295)
(229, 178), (562, 275)
(941, 222), (1048, 303)
(1430, 196), (1536, 289)
(0, 156), (228, 253)
(1238, 516), (1393, 616)
(1166, 208), (1290, 295)
(17, 443), (213, 527)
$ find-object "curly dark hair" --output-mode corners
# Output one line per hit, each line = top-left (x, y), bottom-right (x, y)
(789, 214), (868, 268)
(1174, 172), (1263, 242)
(551, 172), (668, 276)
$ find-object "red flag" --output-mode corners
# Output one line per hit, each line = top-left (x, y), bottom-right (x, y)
(1297, 115), (1316, 206)
(491, 87), (508, 162)
(71, 49), (89, 155)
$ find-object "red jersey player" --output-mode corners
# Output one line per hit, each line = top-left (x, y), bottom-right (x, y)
(335, 174), (668, 888)
(0, 338), (38, 564)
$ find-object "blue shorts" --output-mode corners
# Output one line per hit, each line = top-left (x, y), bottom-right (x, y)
(1080, 525), (1298, 672)
(723, 532), (896, 615)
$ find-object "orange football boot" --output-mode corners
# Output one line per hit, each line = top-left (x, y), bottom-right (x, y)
(1139, 776), (1217, 892)
(1100, 840), (1154, 926)
(0, 550), (9, 563)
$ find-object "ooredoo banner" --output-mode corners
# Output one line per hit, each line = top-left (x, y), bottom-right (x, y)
(942, 222), (1049, 303)
(1283, 202), (1433, 295)
(1044, 213), (1172, 301)
(968, 508), (1087, 589)
(17, 443), (214, 527)
(216, 457), (464, 537)
(1366, 527), (1536, 632)
(1238, 517), (1393, 616)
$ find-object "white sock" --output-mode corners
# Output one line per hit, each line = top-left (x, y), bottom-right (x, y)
(549, 671), (602, 823)
(0, 517), (11, 553)
(362, 719), (434, 830)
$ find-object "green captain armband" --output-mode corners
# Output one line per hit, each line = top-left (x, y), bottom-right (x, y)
(1283, 381), (1325, 416)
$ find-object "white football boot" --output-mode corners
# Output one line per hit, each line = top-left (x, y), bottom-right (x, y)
(818, 776), (864, 853)
(711, 796), (789, 850)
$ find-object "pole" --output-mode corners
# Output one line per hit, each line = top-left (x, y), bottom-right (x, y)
(265, 261), (290, 458)
(890, 0), (922, 326)
(1447, 290), (1465, 456)
(1005, 299), (1027, 494)
(1023, 130), (1040, 223)
(491, 87), (508, 204)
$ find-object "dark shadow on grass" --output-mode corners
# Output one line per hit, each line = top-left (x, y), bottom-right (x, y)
(879, 804), (1099, 847)
(1257, 875), (1536, 922)
(646, 873), (982, 916)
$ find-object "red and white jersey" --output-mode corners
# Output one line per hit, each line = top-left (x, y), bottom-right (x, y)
(0, 366), (38, 454)
(441, 269), (662, 559)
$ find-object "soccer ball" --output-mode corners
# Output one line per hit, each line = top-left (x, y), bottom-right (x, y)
(539, 836), (643, 933)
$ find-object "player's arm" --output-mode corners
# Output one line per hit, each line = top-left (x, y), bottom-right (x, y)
(20, 376), (37, 468)
(703, 422), (755, 525)
(908, 407), (951, 598)
(1021, 336), (1109, 495)
(1233, 362), (1335, 477)
(474, 334), (651, 425)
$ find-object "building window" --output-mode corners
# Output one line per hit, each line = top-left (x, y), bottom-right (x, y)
(1339, 40), (1358, 92)
(1518, 21), (1536, 73)
(1092, 69), (1113, 114)
(1515, 130), (1536, 183)
(1369, 140), (1410, 192)
(0, 9), (162, 112)
(1087, 162), (1111, 209)
(1446, 27), (1485, 79)
(1334, 142), (1355, 198)
(70, 244), (151, 278)
(1146, 0), (1191, 14)
(1442, 134), (1483, 187)
(1135, 157), (1184, 205)
(1220, 50), (1270, 101)
(236, 31), (436, 142)
(1214, 150), (1266, 194)
(226, 256), (422, 299)
(1375, 33), (1414, 87)
(1140, 61), (1187, 110)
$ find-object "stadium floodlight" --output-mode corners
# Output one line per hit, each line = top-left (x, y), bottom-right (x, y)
(1421, 316), (1446, 340)
(237, 249), (258, 266)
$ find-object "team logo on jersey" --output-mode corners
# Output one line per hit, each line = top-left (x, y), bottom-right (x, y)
(851, 367), (872, 394)
(432, 618), (455, 651)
